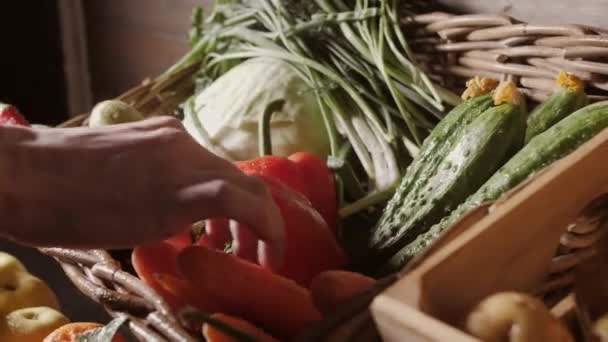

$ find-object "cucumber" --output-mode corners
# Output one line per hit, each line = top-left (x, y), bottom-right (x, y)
(525, 72), (588, 143)
(368, 79), (498, 253)
(382, 100), (608, 274)
(378, 94), (495, 227)
(368, 82), (527, 263)
(392, 78), (501, 205)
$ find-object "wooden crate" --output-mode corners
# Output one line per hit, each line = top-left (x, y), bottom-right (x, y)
(370, 126), (608, 341)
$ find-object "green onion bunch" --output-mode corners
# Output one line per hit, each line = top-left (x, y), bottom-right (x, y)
(163, 0), (460, 214)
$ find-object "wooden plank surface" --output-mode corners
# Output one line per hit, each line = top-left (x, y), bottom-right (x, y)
(438, 0), (608, 29)
(58, 0), (93, 116)
(83, 0), (208, 102)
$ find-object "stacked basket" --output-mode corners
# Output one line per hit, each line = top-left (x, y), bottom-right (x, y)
(404, 12), (608, 103)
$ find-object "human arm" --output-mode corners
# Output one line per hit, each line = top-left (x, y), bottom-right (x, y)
(0, 117), (285, 269)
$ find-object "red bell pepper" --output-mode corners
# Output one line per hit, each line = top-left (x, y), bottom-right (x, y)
(164, 227), (193, 250)
(235, 152), (337, 232)
(0, 103), (30, 126)
(132, 242), (223, 313)
(225, 176), (346, 287)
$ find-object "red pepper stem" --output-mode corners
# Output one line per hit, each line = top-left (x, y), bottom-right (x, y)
(336, 163), (366, 200)
(331, 142), (366, 199)
(338, 183), (397, 218)
(258, 99), (286, 156)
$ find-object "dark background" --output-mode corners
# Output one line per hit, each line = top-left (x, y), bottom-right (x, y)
(0, 2), (106, 322)
(0, 2), (69, 125)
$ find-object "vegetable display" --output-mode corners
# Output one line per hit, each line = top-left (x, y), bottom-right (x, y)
(0, 103), (29, 127)
(6, 0), (608, 339)
(172, 0), (460, 195)
(383, 98), (608, 273)
(225, 175), (346, 286)
(235, 151), (338, 231)
(368, 80), (527, 265)
(177, 246), (321, 339)
(77, 64), (607, 336)
(183, 57), (331, 161)
(525, 72), (588, 143)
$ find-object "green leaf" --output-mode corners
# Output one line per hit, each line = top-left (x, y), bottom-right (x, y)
(189, 6), (205, 47)
(192, 220), (206, 242)
(224, 241), (234, 253)
(77, 317), (128, 342)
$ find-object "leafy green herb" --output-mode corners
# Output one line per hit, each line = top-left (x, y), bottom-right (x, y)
(224, 241), (234, 253)
(189, 6), (205, 47)
(192, 220), (206, 242)
(164, 0), (459, 205)
(78, 317), (130, 342)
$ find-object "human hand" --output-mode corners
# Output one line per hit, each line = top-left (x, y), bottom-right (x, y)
(0, 117), (285, 269)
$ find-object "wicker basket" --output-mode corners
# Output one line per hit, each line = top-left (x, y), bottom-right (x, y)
(40, 8), (608, 342)
(406, 12), (608, 103)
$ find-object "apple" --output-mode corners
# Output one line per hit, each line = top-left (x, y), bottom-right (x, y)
(0, 253), (27, 275)
(0, 306), (70, 342)
(0, 263), (60, 314)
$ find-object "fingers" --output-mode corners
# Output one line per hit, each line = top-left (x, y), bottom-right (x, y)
(122, 116), (184, 131)
(176, 174), (285, 269)
(58, 117), (185, 151)
(258, 241), (284, 273)
(118, 116), (243, 176)
(205, 218), (232, 250)
(229, 221), (258, 263)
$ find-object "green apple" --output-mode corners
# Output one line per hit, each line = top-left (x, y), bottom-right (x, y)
(0, 253), (27, 275)
(0, 257), (59, 314)
(0, 306), (70, 342)
(88, 100), (144, 127)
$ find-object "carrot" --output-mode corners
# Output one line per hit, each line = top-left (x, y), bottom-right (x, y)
(132, 242), (188, 310)
(132, 242), (223, 313)
(177, 246), (321, 338)
(310, 271), (376, 315)
(202, 313), (279, 342)
(154, 272), (224, 313)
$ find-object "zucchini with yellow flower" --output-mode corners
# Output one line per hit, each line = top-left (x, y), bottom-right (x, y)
(368, 80), (527, 263)
(384, 100), (608, 273)
(525, 71), (588, 142)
